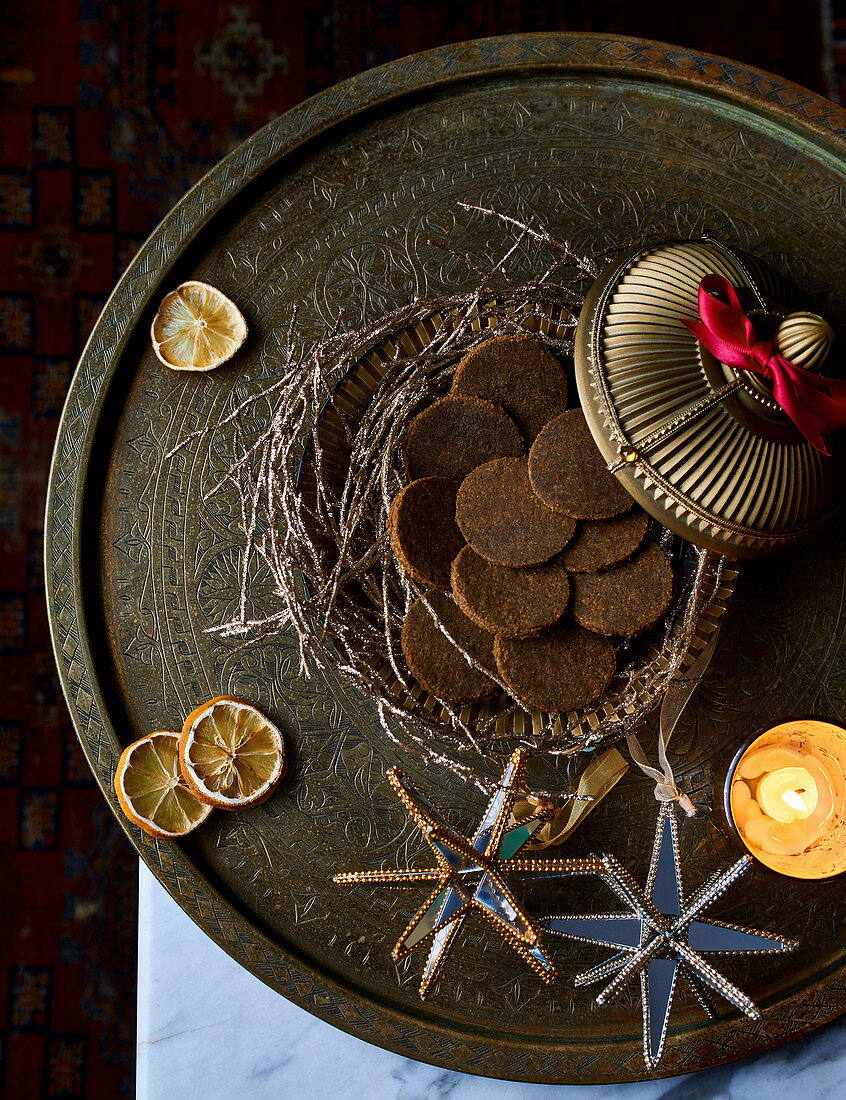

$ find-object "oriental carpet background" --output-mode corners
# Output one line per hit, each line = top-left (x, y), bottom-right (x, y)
(0, 1), (842, 1095)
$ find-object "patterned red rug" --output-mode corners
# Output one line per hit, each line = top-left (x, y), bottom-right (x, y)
(0, 2), (836, 1096)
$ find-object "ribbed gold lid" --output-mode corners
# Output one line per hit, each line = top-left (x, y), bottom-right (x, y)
(574, 240), (844, 558)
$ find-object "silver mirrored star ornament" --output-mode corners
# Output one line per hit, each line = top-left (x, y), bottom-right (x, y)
(542, 801), (798, 1069)
(335, 747), (600, 998)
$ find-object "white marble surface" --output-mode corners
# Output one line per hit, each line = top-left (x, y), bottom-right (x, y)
(138, 861), (846, 1099)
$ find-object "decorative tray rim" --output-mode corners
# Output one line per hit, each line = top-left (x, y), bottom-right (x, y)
(44, 32), (846, 1084)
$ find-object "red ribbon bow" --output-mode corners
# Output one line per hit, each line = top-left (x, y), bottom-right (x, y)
(681, 273), (846, 455)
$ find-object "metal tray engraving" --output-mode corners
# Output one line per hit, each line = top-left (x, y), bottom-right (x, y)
(46, 33), (846, 1083)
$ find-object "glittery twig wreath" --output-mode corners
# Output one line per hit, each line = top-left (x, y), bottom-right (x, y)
(177, 208), (731, 799)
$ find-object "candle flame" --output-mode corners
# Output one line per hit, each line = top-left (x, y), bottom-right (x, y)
(782, 789), (810, 813)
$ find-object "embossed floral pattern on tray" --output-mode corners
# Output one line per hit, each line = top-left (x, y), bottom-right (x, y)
(46, 34), (846, 1084)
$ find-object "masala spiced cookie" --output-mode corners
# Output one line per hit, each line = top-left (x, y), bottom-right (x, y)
(557, 509), (649, 573)
(403, 395), (523, 482)
(388, 477), (464, 590)
(401, 591), (497, 704)
(494, 621), (616, 713)
(528, 409), (632, 520)
(451, 546), (571, 639)
(455, 457), (577, 567)
(570, 542), (674, 637)
(450, 334), (568, 443)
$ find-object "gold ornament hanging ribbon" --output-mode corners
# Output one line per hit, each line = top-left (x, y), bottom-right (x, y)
(511, 747), (628, 849)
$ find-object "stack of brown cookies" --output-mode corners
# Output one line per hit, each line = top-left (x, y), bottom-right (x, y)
(389, 334), (674, 714)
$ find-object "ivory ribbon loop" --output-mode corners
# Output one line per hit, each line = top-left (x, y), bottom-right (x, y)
(626, 733), (696, 817)
(626, 626), (724, 817)
(681, 273), (846, 455)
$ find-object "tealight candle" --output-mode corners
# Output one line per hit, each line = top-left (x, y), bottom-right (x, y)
(757, 766), (817, 823)
(725, 719), (846, 879)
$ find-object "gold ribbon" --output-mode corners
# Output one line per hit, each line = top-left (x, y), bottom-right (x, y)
(511, 747), (628, 849)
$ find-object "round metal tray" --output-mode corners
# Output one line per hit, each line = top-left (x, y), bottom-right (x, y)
(46, 32), (846, 1083)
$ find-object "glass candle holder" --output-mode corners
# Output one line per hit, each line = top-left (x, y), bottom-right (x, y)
(724, 719), (846, 880)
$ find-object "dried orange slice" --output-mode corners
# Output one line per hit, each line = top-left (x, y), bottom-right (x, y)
(179, 696), (286, 810)
(150, 280), (247, 371)
(115, 731), (213, 839)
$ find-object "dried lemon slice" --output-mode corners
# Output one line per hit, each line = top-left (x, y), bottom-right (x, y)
(115, 730), (213, 838)
(150, 280), (247, 371)
(179, 695), (286, 810)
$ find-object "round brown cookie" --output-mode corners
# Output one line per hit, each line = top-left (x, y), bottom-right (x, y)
(495, 621), (616, 713)
(528, 409), (633, 520)
(403, 395), (523, 482)
(401, 591), (497, 704)
(570, 542), (674, 637)
(388, 477), (464, 590)
(455, 457), (577, 567)
(450, 334), (568, 443)
(451, 546), (571, 638)
(558, 509), (649, 573)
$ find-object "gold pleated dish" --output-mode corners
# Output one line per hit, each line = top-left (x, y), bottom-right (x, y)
(575, 240), (844, 558)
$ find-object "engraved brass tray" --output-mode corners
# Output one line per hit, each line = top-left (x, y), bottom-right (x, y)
(46, 33), (846, 1083)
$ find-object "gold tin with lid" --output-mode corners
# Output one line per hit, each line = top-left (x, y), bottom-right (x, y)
(574, 239), (844, 559)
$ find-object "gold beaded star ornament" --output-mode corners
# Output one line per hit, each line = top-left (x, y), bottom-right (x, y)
(335, 747), (599, 998)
